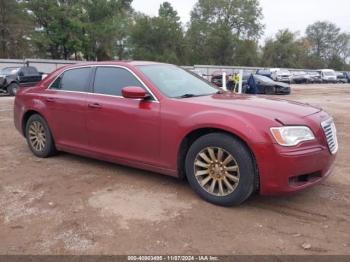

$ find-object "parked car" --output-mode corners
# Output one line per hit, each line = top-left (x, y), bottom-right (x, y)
(210, 71), (238, 90)
(345, 72), (350, 83)
(336, 72), (348, 84)
(291, 71), (311, 84)
(271, 69), (292, 83)
(256, 69), (273, 79)
(318, 69), (337, 83)
(210, 71), (229, 88)
(14, 61), (338, 206)
(307, 71), (323, 84)
(0, 66), (42, 96)
(244, 74), (291, 95)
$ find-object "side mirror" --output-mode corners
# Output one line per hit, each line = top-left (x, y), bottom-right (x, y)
(122, 86), (149, 99)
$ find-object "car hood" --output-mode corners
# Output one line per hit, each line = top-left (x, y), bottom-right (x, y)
(180, 93), (322, 124)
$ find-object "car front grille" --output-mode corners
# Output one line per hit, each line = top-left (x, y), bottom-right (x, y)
(321, 119), (338, 155)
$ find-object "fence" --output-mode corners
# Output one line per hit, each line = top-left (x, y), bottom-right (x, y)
(0, 59), (80, 73)
(0, 58), (324, 80)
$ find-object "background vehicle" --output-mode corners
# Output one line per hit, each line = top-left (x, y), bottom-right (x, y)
(256, 69), (273, 79)
(210, 71), (230, 87)
(346, 72), (350, 83)
(336, 72), (348, 84)
(14, 61), (337, 206)
(291, 71), (311, 84)
(307, 71), (322, 84)
(271, 69), (292, 83)
(0, 66), (42, 96)
(244, 74), (291, 95)
(210, 70), (238, 90)
(318, 69), (337, 83)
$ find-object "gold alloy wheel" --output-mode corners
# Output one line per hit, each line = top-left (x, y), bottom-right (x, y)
(194, 147), (240, 197)
(28, 121), (47, 152)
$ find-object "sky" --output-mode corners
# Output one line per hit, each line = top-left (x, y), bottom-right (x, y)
(132, 0), (350, 41)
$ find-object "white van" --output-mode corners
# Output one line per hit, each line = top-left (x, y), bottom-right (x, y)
(318, 69), (337, 83)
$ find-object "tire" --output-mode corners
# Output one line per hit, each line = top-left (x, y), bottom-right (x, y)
(185, 133), (256, 206)
(7, 82), (19, 96)
(25, 114), (57, 158)
(265, 86), (276, 95)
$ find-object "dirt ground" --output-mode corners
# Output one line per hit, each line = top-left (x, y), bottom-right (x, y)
(0, 84), (349, 255)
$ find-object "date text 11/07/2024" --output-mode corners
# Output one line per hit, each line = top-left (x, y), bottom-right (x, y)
(127, 256), (220, 261)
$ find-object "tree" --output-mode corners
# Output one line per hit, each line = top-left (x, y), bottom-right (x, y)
(261, 30), (304, 68)
(129, 2), (186, 64)
(26, 0), (85, 59)
(0, 0), (33, 58)
(306, 21), (350, 69)
(26, 0), (132, 60)
(79, 0), (133, 61)
(186, 0), (263, 65)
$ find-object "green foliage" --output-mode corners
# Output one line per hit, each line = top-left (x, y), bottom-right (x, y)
(186, 0), (263, 65)
(0, 0), (33, 58)
(1, 1), (349, 70)
(25, 0), (132, 60)
(79, 0), (133, 60)
(306, 21), (350, 69)
(261, 30), (303, 68)
(129, 2), (186, 64)
(260, 25), (350, 70)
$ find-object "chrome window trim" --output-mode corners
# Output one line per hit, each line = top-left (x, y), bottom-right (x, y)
(47, 64), (159, 102)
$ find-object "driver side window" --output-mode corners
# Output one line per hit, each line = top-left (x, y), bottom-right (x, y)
(93, 67), (144, 97)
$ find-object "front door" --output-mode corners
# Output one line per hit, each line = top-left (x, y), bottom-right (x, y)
(86, 66), (161, 165)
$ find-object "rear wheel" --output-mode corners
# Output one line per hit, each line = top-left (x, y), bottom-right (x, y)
(185, 133), (256, 206)
(25, 114), (57, 158)
(7, 83), (19, 96)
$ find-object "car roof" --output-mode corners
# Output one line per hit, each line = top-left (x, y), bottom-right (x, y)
(55, 61), (169, 72)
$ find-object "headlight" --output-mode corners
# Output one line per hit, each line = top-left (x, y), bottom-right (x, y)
(270, 126), (315, 147)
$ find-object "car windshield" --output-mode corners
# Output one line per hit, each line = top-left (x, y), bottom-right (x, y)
(138, 65), (219, 98)
(324, 71), (335, 76)
(0, 67), (19, 75)
(278, 70), (290, 75)
(257, 70), (270, 75)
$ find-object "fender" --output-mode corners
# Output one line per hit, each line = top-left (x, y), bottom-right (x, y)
(177, 109), (269, 146)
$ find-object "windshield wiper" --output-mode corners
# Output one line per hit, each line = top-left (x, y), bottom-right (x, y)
(178, 94), (197, 98)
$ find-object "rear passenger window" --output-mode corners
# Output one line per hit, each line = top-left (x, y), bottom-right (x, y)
(93, 67), (143, 96)
(51, 67), (91, 92)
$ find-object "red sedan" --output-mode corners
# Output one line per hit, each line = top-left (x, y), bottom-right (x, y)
(14, 61), (338, 206)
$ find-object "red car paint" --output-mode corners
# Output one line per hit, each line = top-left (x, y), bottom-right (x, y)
(14, 61), (336, 195)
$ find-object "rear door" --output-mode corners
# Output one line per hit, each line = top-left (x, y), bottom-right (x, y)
(43, 67), (93, 149)
(86, 66), (161, 165)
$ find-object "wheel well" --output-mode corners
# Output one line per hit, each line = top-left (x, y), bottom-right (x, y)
(177, 128), (260, 191)
(22, 110), (41, 137)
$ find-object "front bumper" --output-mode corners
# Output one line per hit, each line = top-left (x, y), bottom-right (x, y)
(255, 142), (335, 195)
(254, 112), (337, 195)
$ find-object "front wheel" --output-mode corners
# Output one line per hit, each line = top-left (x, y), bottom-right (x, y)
(185, 133), (256, 206)
(7, 83), (19, 96)
(25, 114), (57, 158)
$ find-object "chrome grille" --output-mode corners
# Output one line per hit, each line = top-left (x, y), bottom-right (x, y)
(321, 119), (338, 155)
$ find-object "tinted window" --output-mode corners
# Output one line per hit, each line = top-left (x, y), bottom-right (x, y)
(93, 67), (143, 96)
(51, 67), (91, 92)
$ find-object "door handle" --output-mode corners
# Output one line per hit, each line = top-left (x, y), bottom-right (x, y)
(88, 103), (102, 109)
(46, 97), (56, 103)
